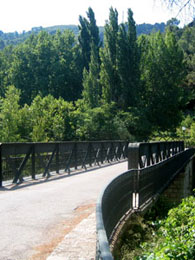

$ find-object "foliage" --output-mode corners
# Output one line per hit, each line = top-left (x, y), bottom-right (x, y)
(29, 95), (75, 142)
(138, 29), (185, 133)
(136, 22), (166, 35)
(0, 86), (76, 142)
(176, 115), (195, 146)
(100, 8), (140, 110)
(137, 195), (195, 260)
(178, 26), (195, 111)
(117, 9), (140, 109)
(115, 195), (195, 260)
(0, 7), (193, 143)
(0, 86), (22, 142)
(100, 7), (120, 104)
(82, 41), (100, 108)
(78, 7), (101, 71)
(114, 214), (154, 260)
(74, 101), (133, 141)
(6, 30), (82, 105)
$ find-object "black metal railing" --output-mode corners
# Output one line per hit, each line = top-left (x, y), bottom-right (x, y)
(0, 141), (128, 187)
(128, 141), (184, 169)
(96, 141), (195, 260)
(96, 169), (136, 260)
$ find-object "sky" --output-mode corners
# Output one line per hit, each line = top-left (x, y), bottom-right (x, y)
(0, 0), (189, 33)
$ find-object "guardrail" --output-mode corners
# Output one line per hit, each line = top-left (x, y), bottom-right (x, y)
(96, 141), (195, 260)
(128, 141), (184, 169)
(0, 141), (128, 187)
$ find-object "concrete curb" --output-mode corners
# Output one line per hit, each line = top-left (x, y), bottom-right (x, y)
(47, 213), (96, 260)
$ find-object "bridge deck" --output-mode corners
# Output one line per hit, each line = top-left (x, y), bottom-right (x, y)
(0, 161), (127, 260)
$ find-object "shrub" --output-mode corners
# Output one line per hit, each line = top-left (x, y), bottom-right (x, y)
(137, 195), (195, 260)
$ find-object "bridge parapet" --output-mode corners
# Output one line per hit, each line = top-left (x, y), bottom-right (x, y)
(128, 141), (184, 169)
(96, 142), (194, 260)
(0, 141), (128, 187)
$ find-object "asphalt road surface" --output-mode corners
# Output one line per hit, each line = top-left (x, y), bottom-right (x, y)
(0, 161), (127, 260)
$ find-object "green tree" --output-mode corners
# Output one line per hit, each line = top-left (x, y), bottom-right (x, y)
(100, 7), (120, 104)
(82, 41), (100, 108)
(0, 86), (22, 142)
(78, 16), (91, 71)
(117, 9), (140, 109)
(74, 102), (125, 140)
(78, 7), (101, 71)
(179, 26), (195, 111)
(52, 30), (83, 101)
(138, 30), (185, 133)
(9, 30), (82, 104)
(30, 95), (75, 142)
(0, 45), (14, 95)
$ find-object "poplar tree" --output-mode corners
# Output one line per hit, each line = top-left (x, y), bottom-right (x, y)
(82, 41), (100, 108)
(78, 16), (91, 71)
(78, 7), (101, 71)
(100, 7), (120, 104)
(117, 9), (140, 109)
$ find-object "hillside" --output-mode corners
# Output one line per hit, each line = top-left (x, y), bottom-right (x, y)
(0, 22), (166, 49)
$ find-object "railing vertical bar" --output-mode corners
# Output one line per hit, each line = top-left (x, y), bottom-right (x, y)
(31, 144), (35, 180)
(0, 144), (2, 187)
(89, 142), (92, 167)
(74, 142), (77, 170)
(101, 142), (104, 164)
(56, 143), (59, 174)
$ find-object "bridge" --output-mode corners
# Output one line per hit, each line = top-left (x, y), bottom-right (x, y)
(0, 141), (194, 259)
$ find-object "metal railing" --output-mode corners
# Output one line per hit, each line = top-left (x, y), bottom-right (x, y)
(128, 141), (184, 169)
(96, 141), (195, 260)
(0, 141), (128, 187)
(96, 169), (136, 260)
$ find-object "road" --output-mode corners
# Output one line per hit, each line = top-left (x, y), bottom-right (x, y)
(0, 161), (127, 260)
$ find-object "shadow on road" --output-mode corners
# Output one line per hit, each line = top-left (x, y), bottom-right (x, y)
(0, 160), (127, 192)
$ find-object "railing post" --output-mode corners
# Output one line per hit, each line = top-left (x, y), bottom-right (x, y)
(128, 143), (140, 170)
(147, 144), (151, 166)
(56, 143), (59, 174)
(181, 141), (184, 151)
(128, 143), (140, 210)
(100, 142), (104, 164)
(31, 144), (35, 180)
(89, 142), (92, 167)
(74, 142), (77, 170)
(0, 144), (2, 187)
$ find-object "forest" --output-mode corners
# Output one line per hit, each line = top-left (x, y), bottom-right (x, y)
(0, 8), (194, 144)
(0, 22), (166, 48)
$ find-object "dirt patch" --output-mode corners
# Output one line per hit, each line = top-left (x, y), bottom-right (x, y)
(29, 202), (96, 260)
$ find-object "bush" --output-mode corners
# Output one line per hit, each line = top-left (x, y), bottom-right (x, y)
(137, 195), (195, 260)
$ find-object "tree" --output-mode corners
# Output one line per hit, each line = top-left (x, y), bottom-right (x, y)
(52, 30), (83, 101)
(117, 9), (140, 109)
(178, 25), (195, 111)
(74, 102), (130, 140)
(87, 7), (101, 50)
(78, 7), (101, 71)
(0, 86), (22, 142)
(0, 45), (14, 95)
(30, 95), (75, 142)
(78, 16), (91, 71)
(10, 32), (53, 104)
(138, 30), (186, 132)
(100, 7), (120, 104)
(9, 30), (82, 104)
(82, 41), (100, 108)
